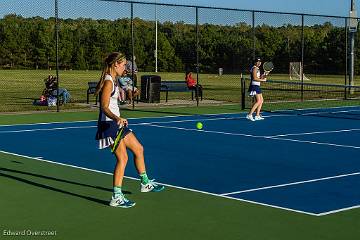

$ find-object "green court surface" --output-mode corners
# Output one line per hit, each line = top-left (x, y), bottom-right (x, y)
(1, 107), (359, 240)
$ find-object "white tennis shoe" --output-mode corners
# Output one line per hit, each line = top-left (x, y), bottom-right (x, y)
(141, 179), (165, 192)
(246, 114), (255, 121)
(254, 115), (264, 120)
(109, 194), (135, 208)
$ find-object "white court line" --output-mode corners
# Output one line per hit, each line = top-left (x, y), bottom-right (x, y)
(146, 124), (360, 149)
(0, 115), (187, 128)
(146, 123), (259, 137)
(2, 114), (360, 150)
(0, 112), (296, 129)
(270, 105), (360, 114)
(268, 128), (360, 137)
(221, 172), (360, 196)
(317, 205), (360, 216)
(301, 109), (360, 116)
(0, 120), (97, 128)
(1, 111), (359, 216)
(1, 105), (359, 128)
(266, 136), (360, 149)
(0, 112), (243, 128)
(130, 117), (242, 128)
(0, 125), (97, 134)
(3, 148), (358, 217)
(0, 116), (241, 134)
(0, 149), (317, 216)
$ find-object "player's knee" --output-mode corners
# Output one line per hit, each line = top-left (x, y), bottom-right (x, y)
(132, 143), (144, 157)
(116, 153), (128, 164)
(136, 144), (144, 155)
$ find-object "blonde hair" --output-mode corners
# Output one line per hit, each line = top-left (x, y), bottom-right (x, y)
(95, 52), (126, 95)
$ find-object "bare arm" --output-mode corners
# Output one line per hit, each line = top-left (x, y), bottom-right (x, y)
(100, 80), (128, 126)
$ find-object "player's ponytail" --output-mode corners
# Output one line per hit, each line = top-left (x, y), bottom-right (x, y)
(95, 52), (126, 96)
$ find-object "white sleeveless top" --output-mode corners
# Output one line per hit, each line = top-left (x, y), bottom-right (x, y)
(251, 66), (261, 86)
(100, 74), (120, 121)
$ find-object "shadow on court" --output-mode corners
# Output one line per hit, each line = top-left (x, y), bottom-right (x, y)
(0, 167), (132, 206)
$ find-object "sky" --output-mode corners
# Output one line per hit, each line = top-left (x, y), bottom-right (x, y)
(148, 0), (358, 17)
(0, 0), (359, 20)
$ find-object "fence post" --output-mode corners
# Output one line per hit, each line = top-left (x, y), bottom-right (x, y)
(301, 14), (304, 102)
(196, 6), (199, 107)
(345, 17), (348, 100)
(131, 3), (135, 110)
(252, 11), (256, 60)
(55, 0), (60, 112)
(241, 73), (245, 110)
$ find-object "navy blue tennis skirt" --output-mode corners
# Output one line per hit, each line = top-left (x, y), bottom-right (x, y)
(248, 85), (262, 96)
(95, 120), (132, 140)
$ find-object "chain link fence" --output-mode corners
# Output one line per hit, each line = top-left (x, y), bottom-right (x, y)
(0, 0), (359, 112)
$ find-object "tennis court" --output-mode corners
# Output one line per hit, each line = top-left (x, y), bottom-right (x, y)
(1, 106), (359, 220)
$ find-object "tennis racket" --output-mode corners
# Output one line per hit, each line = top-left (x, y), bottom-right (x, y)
(263, 61), (274, 76)
(111, 125), (124, 153)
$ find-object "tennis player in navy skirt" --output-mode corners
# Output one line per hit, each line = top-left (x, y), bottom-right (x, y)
(246, 57), (267, 121)
(95, 52), (164, 208)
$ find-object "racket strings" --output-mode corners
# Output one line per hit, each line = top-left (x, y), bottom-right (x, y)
(263, 62), (274, 72)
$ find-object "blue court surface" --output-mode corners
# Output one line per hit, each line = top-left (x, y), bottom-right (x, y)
(1, 107), (360, 216)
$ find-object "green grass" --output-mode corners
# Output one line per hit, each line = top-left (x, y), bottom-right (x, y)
(1, 69), (359, 113)
(0, 70), (97, 112)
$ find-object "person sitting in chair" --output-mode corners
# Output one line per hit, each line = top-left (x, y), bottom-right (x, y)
(118, 75), (140, 104)
(185, 71), (202, 100)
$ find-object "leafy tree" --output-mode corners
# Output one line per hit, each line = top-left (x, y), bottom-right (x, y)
(0, 13), (354, 76)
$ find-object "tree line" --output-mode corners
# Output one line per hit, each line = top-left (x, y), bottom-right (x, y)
(0, 14), (359, 74)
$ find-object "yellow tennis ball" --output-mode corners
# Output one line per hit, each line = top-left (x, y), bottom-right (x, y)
(196, 122), (203, 130)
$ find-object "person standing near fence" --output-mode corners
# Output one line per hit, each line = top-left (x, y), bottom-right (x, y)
(246, 57), (267, 121)
(95, 52), (164, 208)
(125, 55), (138, 86)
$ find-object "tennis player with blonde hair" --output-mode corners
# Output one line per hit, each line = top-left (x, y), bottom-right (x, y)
(95, 52), (164, 208)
